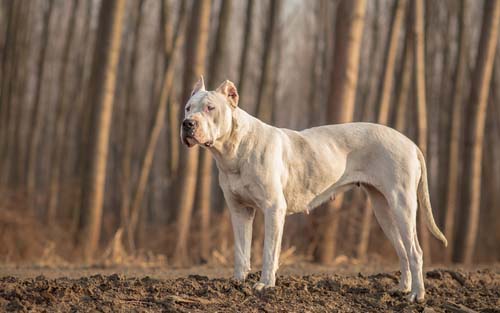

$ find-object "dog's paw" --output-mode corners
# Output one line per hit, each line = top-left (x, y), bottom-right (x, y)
(396, 281), (411, 294)
(407, 291), (425, 303)
(253, 282), (267, 292)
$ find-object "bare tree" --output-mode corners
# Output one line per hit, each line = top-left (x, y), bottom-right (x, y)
(355, 0), (383, 260)
(255, 0), (281, 123)
(237, 0), (255, 101)
(377, 0), (407, 125)
(208, 0), (232, 89)
(128, 1), (187, 252)
(455, 0), (500, 264)
(357, 0), (407, 259)
(80, 0), (126, 261)
(163, 0), (179, 177)
(412, 0), (431, 263)
(119, 0), (145, 249)
(444, 0), (468, 262)
(195, 0), (233, 261)
(26, 0), (54, 199)
(70, 0), (94, 238)
(315, 0), (367, 264)
(359, 0), (381, 124)
(47, 0), (80, 224)
(394, 10), (414, 134)
(308, 0), (328, 127)
(174, 0), (212, 264)
(0, 1), (17, 175)
(327, 0), (367, 123)
(0, 1), (31, 185)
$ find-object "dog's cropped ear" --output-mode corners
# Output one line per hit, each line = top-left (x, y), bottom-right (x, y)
(216, 80), (239, 108)
(191, 75), (206, 96)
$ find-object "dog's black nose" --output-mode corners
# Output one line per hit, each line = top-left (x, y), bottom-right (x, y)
(182, 119), (197, 130)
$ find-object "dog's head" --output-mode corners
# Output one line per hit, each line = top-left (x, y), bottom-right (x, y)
(181, 76), (239, 148)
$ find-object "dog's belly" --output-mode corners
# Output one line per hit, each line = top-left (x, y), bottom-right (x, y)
(282, 180), (327, 214)
(283, 179), (355, 215)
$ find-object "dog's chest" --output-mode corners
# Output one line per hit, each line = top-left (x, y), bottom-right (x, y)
(221, 170), (261, 208)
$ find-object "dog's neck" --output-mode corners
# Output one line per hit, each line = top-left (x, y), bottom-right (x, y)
(208, 107), (261, 172)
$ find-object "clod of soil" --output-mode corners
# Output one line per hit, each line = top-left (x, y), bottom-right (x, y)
(0, 269), (498, 312)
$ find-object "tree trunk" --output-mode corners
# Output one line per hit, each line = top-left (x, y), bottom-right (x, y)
(11, 5), (32, 189)
(270, 19), (282, 124)
(174, 0), (212, 264)
(66, 0), (93, 238)
(255, 0), (281, 123)
(444, 0), (468, 262)
(412, 0), (431, 263)
(195, 0), (232, 262)
(455, 0), (500, 264)
(80, 0), (126, 262)
(237, 0), (254, 101)
(128, 1), (187, 252)
(360, 0), (381, 124)
(163, 0), (179, 177)
(161, 0), (173, 57)
(26, 0), (54, 200)
(357, 0), (407, 260)
(0, 1), (30, 186)
(353, 11), (381, 255)
(307, 0), (327, 127)
(0, 1), (6, 79)
(394, 13), (414, 134)
(377, 0), (407, 125)
(315, 0), (366, 264)
(208, 0), (231, 89)
(47, 0), (80, 225)
(327, 0), (366, 124)
(0, 0), (16, 168)
(488, 68), (500, 262)
(435, 6), (454, 230)
(119, 0), (145, 250)
(69, 0), (94, 238)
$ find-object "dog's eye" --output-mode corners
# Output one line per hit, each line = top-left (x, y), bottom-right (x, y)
(207, 106), (215, 111)
(186, 106), (191, 112)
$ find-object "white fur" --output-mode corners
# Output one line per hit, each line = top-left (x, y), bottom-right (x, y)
(181, 78), (447, 303)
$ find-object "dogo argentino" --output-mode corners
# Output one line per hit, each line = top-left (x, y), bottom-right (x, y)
(181, 76), (447, 303)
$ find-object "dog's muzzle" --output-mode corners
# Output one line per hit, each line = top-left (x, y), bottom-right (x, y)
(181, 119), (199, 148)
(182, 119), (198, 132)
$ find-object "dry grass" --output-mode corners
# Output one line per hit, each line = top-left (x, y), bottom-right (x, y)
(98, 228), (167, 268)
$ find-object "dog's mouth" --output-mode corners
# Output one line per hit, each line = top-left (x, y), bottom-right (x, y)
(182, 135), (196, 148)
(182, 134), (213, 148)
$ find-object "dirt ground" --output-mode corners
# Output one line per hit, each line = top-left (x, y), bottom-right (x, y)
(0, 263), (498, 312)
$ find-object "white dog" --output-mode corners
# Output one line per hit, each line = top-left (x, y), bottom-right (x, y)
(181, 76), (447, 303)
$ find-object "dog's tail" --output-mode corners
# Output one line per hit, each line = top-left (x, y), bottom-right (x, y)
(416, 148), (448, 247)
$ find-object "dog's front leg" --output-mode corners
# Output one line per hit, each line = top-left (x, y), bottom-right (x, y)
(254, 203), (286, 291)
(229, 205), (255, 281)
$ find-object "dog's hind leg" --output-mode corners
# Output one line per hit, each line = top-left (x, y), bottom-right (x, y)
(389, 190), (425, 302)
(364, 185), (411, 293)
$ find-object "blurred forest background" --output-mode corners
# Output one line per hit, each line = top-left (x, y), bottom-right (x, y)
(0, 0), (499, 267)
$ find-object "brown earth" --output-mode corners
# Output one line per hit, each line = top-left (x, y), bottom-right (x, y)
(0, 264), (498, 312)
